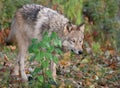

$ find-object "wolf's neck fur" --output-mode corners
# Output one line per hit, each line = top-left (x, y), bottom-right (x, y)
(36, 5), (69, 40)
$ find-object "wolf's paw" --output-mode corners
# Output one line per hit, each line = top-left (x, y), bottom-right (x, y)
(27, 74), (33, 81)
(21, 73), (28, 82)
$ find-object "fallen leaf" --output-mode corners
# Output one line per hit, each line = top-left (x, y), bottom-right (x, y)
(75, 72), (83, 79)
(109, 63), (116, 69)
(109, 49), (116, 56)
(9, 45), (16, 51)
(63, 51), (71, 61)
(4, 54), (9, 61)
(85, 78), (92, 86)
(81, 56), (90, 64)
(59, 82), (65, 88)
(59, 60), (71, 67)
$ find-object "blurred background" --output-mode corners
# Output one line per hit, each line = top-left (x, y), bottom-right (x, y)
(0, 0), (120, 87)
(0, 0), (120, 51)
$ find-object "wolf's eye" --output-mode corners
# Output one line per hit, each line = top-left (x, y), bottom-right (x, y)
(72, 39), (75, 43)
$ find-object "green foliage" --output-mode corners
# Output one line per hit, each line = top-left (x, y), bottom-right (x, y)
(0, 68), (10, 87)
(83, 0), (119, 32)
(52, 0), (84, 24)
(91, 42), (102, 55)
(116, 29), (120, 50)
(29, 32), (62, 87)
(0, 0), (84, 30)
(83, 0), (120, 49)
(0, 0), (35, 30)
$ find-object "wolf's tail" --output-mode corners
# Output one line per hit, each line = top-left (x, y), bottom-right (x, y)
(5, 18), (16, 45)
(5, 30), (13, 45)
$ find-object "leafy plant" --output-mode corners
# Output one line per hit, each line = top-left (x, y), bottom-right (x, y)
(51, 0), (84, 24)
(28, 32), (62, 87)
(0, 0), (35, 30)
(91, 42), (102, 55)
(83, 0), (119, 32)
(83, 0), (120, 49)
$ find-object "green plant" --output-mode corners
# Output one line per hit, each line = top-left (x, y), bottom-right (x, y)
(91, 42), (102, 55)
(83, 0), (119, 31)
(51, 0), (84, 24)
(83, 0), (120, 48)
(28, 32), (62, 87)
(0, 0), (35, 30)
(0, 0), (84, 29)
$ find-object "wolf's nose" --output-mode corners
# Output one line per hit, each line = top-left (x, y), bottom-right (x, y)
(78, 51), (83, 54)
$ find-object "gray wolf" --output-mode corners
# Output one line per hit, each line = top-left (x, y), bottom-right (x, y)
(6, 4), (84, 82)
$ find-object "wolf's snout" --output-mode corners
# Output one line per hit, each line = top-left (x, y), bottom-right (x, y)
(71, 49), (83, 55)
(78, 50), (83, 54)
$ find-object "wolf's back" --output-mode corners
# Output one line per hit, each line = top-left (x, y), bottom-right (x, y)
(6, 4), (69, 45)
(20, 4), (44, 22)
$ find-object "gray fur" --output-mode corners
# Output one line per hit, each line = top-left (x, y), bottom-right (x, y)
(21, 4), (43, 21)
(14, 4), (69, 41)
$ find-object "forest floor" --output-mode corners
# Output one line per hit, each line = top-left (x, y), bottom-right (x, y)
(0, 29), (120, 88)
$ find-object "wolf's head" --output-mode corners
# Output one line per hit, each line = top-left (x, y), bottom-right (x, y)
(62, 22), (84, 55)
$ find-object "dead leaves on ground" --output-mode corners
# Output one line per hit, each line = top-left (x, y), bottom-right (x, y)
(0, 44), (120, 87)
(57, 36), (120, 88)
(0, 29), (120, 87)
(0, 28), (10, 45)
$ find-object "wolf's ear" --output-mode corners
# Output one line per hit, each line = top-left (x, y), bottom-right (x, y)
(78, 23), (85, 33)
(64, 22), (73, 35)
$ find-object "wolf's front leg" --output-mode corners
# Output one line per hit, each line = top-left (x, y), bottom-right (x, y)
(50, 60), (57, 81)
(19, 52), (28, 82)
